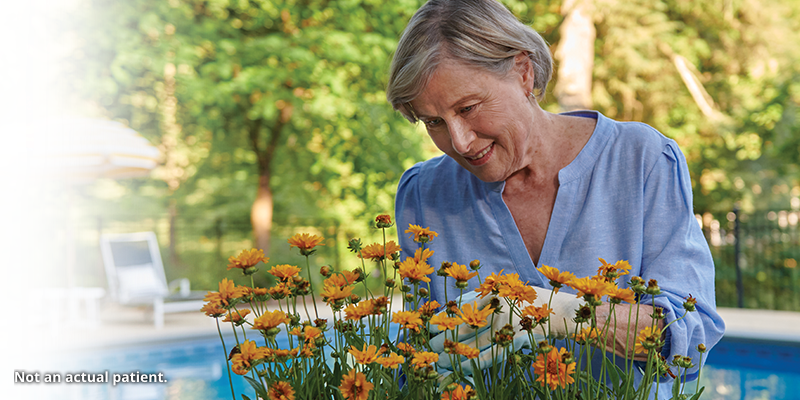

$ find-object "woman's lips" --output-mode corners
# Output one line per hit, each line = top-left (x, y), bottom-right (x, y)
(465, 143), (494, 166)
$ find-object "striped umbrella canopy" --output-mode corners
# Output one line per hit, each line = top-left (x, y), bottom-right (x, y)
(5, 117), (160, 287)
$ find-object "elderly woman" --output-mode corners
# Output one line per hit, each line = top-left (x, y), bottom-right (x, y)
(388, 0), (724, 393)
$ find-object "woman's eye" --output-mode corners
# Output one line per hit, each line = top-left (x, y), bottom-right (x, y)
(424, 118), (442, 127)
(461, 105), (474, 113)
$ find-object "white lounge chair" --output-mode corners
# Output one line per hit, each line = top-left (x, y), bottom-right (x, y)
(100, 231), (206, 328)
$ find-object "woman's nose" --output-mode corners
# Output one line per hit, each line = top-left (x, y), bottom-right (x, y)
(448, 119), (476, 155)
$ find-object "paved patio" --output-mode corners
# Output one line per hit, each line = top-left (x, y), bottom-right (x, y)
(50, 303), (800, 350)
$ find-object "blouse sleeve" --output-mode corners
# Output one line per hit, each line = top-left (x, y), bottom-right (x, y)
(640, 141), (726, 379)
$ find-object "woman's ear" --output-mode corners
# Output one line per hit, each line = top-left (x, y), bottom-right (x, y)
(514, 52), (534, 94)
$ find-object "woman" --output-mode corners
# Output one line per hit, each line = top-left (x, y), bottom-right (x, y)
(388, 0), (724, 392)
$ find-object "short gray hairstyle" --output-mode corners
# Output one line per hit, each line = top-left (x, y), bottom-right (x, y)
(387, 0), (553, 122)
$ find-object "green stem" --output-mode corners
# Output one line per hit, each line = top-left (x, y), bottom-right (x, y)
(305, 255), (320, 319)
(216, 318), (236, 400)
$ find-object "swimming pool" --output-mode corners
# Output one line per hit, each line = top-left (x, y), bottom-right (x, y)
(45, 335), (800, 400)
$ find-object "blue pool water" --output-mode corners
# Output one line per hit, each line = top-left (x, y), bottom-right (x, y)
(43, 335), (800, 400)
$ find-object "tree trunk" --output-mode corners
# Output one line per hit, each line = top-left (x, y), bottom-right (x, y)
(554, 0), (596, 111)
(251, 173), (273, 253)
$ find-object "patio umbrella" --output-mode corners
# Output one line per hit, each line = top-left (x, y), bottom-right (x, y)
(7, 117), (160, 287)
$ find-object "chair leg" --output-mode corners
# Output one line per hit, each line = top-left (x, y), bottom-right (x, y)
(154, 298), (165, 329)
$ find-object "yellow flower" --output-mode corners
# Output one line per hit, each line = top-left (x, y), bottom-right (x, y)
(635, 326), (663, 354)
(498, 282), (538, 306)
(376, 352), (405, 369)
(413, 247), (434, 263)
(349, 344), (385, 365)
(339, 369), (373, 400)
(572, 326), (600, 344)
(392, 310), (423, 332)
(429, 312), (464, 331)
(223, 309), (250, 324)
(320, 283), (355, 304)
(538, 265), (576, 292)
(288, 233), (325, 252)
(325, 270), (360, 287)
(227, 248), (269, 272)
(405, 224), (439, 243)
(410, 351), (439, 369)
(204, 278), (249, 306)
(441, 384), (474, 400)
(474, 269), (505, 298)
(521, 304), (554, 323)
(445, 262), (479, 283)
(268, 282), (294, 299)
(455, 302), (495, 329)
(452, 342), (479, 359)
(533, 347), (576, 390)
(359, 241), (402, 261)
(268, 264), (301, 281)
(344, 300), (376, 321)
(398, 256), (433, 283)
(396, 342), (416, 356)
(201, 301), (227, 317)
(252, 310), (290, 331)
(418, 300), (441, 319)
(608, 286), (637, 304)
(568, 276), (615, 301)
(230, 340), (269, 375)
(597, 258), (632, 279)
(268, 381), (295, 400)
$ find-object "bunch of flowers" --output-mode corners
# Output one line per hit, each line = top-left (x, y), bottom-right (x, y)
(202, 216), (707, 400)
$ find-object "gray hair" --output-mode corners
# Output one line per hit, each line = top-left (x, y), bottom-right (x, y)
(387, 0), (553, 122)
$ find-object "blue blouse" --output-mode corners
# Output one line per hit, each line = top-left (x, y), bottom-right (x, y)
(395, 111), (725, 392)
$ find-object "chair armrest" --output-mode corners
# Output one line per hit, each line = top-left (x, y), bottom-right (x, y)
(168, 278), (191, 297)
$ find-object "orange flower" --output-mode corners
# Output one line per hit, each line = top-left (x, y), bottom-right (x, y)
(398, 256), (433, 283)
(533, 347), (576, 390)
(325, 270), (360, 287)
(344, 300), (376, 321)
(268, 282), (294, 299)
(376, 352), (405, 369)
(445, 262), (479, 283)
(291, 325), (322, 346)
(227, 248), (269, 272)
(349, 344), (385, 365)
(393, 311), (423, 331)
(201, 301), (227, 317)
(288, 233), (325, 253)
(474, 269), (506, 298)
(359, 241), (402, 261)
(405, 224), (439, 243)
(452, 342), (479, 359)
(429, 312), (464, 331)
(568, 276), (615, 301)
(339, 369), (373, 400)
(498, 282), (538, 306)
(252, 310), (290, 331)
(441, 384), (474, 400)
(608, 286), (637, 304)
(230, 340), (269, 375)
(396, 342), (416, 356)
(538, 265), (576, 292)
(597, 258), (632, 279)
(410, 351), (439, 369)
(413, 247), (434, 263)
(418, 300), (441, 318)
(320, 283), (354, 304)
(223, 308), (251, 324)
(268, 381), (295, 400)
(268, 264), (301, 281)
(204, 278), (249, 306)
(572, 326), (600, 344)
(375, 214), (393, 226)
(455, 302), (495, 329)
(521, 304), (554, 323)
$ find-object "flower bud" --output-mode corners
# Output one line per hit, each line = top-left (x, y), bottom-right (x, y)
(645, 279), (661, 295)
(697, 343), (707, 353)
(375, 214), (394, 228)
(418, 288), (429, 298)
(404, 293), (415, 302)
(320, 265), (332, 277)
(469, 259), (481, 271)
(349, 294), (361, 304)
(401, 285), (411, 293)
(347, 238), (363, 253)
(385, 279), (396, 288)
(683, 295), (697, 312)
(455, 280), (469, 289)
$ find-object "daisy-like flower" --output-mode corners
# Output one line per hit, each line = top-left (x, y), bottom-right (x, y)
(230, 340), (269, 375)
(635, 326), (663, 354)
(418, 300), (441, 319)
(405, 224), (439, 243)
(320, 283), (355, 305)
(445, 262), (479, 287)
(376, 352), (405, 369)
(429, 312), (464, 331)
(452, 342), (479, 359)
(201, 301), (227, 318)
(349, 344), (385, 365)
(683, 294), (698, 312)
(223, 308), (250, 325)
(268, 282), (294, 300)
(410, 351), (439, 369)
(533, 347), (576, 390)
(375, 214), (394, 228)
(568, 276), (615, 303)
(441, 383), (475, 400)
(538, 265), (576, 292)
(413, 247), (434, 263)
(392, 310), (423, 332)
(339, 369), (373, 400)
(359, 241), (402, 262)
(288, 233), (325, 255)
(268, 264), (301, 281)
(474, 269), (506, 298)
(204, 278), (249, 307)
(227, 248), (269, 274)
(521, 304), (554, 323)
(268, 381), (295, 400)
(608, 286), (637, 304)
(252, 310), (290, 333)
(397, 257), (433, 284)
(325, 270), (361, 287)
(344, 299), (376, 321)
(498, 282), (538, 306)
(396, 342), (416, 356)
(597, 258), (632, 279)
(572, 326), (601, 344)
(455, 302), (495, 329)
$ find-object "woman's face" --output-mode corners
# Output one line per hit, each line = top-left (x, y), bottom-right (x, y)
(409, 56), (536, 182)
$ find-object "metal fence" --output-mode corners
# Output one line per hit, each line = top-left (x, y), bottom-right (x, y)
(71, 208), (800, 311)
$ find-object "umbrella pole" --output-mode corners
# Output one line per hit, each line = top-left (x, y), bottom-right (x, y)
(64, 179), (75, 288)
